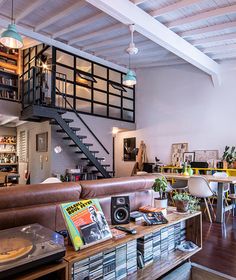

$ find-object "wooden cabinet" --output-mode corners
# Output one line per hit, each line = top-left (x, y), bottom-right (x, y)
(64, 210), (202, 280)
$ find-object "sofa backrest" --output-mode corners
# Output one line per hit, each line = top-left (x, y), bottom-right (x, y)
(0, 182), (82, 231)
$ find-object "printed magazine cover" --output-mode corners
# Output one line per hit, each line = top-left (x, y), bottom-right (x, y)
(61, 199), (112, 251)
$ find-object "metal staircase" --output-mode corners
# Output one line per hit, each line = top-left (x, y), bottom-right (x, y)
(20, 66), (112, 179)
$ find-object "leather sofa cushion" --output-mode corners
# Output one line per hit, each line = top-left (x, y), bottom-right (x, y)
(80, 175), (156, 199)
(0, 182), (82, 210)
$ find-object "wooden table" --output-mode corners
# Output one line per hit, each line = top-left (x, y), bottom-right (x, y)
(156, 173), (236, 223)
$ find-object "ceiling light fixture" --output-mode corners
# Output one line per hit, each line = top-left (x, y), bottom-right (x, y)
(123, 24), (138, 86)
(0, 0), (23, 49)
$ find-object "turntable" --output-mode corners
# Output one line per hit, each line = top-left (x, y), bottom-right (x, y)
(0, 224), (66, 279)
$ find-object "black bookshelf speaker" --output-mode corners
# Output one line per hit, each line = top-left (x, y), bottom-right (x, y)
(111, 196), (130, 225)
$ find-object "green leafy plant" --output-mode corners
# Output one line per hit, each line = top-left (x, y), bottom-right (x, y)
(173, 192), (192, 202)
(152, 177), (168, 200)
(222, 146), (236, 164)
(173, 192), (199, 212)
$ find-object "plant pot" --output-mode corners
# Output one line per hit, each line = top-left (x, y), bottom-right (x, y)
(154, 198), (168, 209)
(175, 200), (189, 213)
(233, 162), (236, 169)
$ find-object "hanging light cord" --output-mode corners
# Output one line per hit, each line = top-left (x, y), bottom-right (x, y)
(11, 0), (14, 24)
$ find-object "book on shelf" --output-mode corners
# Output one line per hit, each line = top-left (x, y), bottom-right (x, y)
(61, 199), (112, 251)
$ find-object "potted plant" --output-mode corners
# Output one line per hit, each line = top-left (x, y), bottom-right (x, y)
(172, 192), (199, 213)
(222, 146), (236, 169)
(152, 177), (168, 209)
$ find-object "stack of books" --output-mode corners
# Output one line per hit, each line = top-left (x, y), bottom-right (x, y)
(152, 230), (161, 261)
(180, 220), (186, 243)
(116, 244), (127, 279)
(126, 240), (137, 275)
(168, 225), (175, 253)
(137, 233), (153, 266)
(72, 257), (89, 280)
(174, 222), (181, 247)
(103, 248), (116, 280)
(89, 252), (103, 279)
(160, 228), (169, 259)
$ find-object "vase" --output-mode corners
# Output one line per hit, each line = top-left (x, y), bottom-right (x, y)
(154, 198), (168, 209)
(175, 200), (189, 213)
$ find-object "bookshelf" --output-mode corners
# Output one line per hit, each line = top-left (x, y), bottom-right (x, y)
(0, 46), (19, 101)
(64, 210), (202, 280)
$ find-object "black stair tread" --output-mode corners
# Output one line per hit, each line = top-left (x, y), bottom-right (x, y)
(69, 143), (93, 147)
(91, 170), (114, 174)
(56, 127), (81, 133)
(50, 118), (74, 125)
(63, 136), (87, 140)
(87, 163), (110, 167)
(75, 151), (99, 154)
(81, 157), (104, 161)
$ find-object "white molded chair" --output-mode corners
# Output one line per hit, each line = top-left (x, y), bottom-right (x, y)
(41, 177), (61, 184)
(188, 176), (214, 223)
(209, 172), (229, 205)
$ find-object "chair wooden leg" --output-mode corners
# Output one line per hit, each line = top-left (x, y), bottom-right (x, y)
(208, 197), (216, 221)
(204, 198), (212, 223)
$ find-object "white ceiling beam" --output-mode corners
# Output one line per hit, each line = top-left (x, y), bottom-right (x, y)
(86, 0), (221, 86)
(211, 51), (236, 60)
(0, 116), (18, 125)
(204, 44), (236, 54)
(112, 49), (171, 60)
(193, 33), (236, 46)
(83, 33), (130, 50)
(136, 59), (187, 68)
(15, 0), (48, 23)
(119, 54), (178, 65)
(69, 23), (123, 45)
(150, 0), (201, 18)
(168, 4), (236, 28)
(131, 0), (147, 5)
(35, 1), (86, 31)
(0, 16), (128, 73)
(52, 13), (105, 39)
(0, 0), (6, 8)
(181, 21), (236, 38)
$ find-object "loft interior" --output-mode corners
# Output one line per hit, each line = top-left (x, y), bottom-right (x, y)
(0, 1), (236, 280)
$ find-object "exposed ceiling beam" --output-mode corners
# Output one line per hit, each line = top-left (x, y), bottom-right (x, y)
(112, 49), (171, 60)
(211, 51), (236, 60)
(204, 43), (236, 54)
(131, 0), (147, 5)
(119, 54), (178, 65)
(15, 0), (48, 23)
(168, 4), (236, 28)
(0, 116), (18, 125)
(86, 0), (221, 86)
(136, 59), (187, 68)
(0, 16), (127, 73)
(52, 12), (105, 39)
(83, 33), (130, 50)
(35, 1), (86, 31)
(150, 0), (201, 18)
(69, 23), (123, 45)
(193, 33), (236, 47)
(181, 21), (236, 38)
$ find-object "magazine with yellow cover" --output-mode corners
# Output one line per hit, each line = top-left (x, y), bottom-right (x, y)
(61, 199), (112, 251)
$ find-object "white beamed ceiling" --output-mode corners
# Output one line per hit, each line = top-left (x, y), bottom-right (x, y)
(1, 0), (236, 77)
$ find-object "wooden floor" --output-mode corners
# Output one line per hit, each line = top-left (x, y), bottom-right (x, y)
(192, 213), (236, 278)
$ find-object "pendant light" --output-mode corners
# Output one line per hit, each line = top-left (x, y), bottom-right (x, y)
(0, 0), (23, 49)
(123, 25), (138, 86)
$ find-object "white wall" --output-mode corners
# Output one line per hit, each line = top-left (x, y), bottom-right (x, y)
(115, 64), (236, 177)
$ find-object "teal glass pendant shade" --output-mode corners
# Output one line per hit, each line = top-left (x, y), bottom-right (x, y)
(0, 24), (23, 49)
(123, 69), (136, 86)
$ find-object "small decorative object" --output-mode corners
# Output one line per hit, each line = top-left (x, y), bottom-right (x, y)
(187, 166), (194, 176)
(177, 241), (198, 252)
(171, 143), (188, 166)
(152, 177), (168, 209)
(222, 146), (236, 168)
(194, 150), (219, 162)
(173, 192), (199, 213)
(36, 132), (48, 152)
(123, 137), (136, 161)
(183, 152), (195, 163)
(182, 162), (189, 176)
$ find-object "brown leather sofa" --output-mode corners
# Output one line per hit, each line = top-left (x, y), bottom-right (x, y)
(0, 175), (156, 231)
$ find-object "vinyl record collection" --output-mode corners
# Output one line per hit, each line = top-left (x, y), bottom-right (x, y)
(71, 221), (187, 279)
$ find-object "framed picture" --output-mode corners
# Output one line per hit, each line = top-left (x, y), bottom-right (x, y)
(194, 150), (219, 162)
(124, 137), (136, 161)
(183, 152), (195, 163)
(36, 132), (48, 152)
(171, 143), (188, 166)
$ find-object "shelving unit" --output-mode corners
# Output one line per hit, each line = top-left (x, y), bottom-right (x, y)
(64, 210), (202, 280)
(0, 46), (19, 101)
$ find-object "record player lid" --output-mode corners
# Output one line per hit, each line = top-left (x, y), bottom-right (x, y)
(0, 224), (64, 257)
